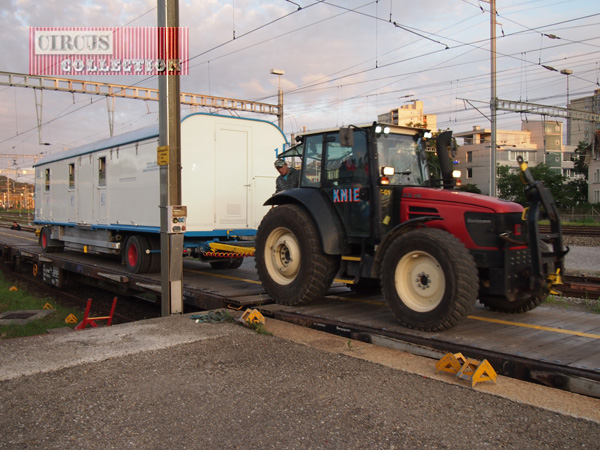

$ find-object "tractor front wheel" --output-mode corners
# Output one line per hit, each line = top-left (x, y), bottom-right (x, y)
(381, 228), (478, 331)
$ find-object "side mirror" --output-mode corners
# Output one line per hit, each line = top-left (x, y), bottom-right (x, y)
(340, 128), (354, 147)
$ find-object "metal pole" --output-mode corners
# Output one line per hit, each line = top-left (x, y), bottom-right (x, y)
(277, 87), (284, 130)
(490, 0), (497, 197)
(158, 0), (183, 316)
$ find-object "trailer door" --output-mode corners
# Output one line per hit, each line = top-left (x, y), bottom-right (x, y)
(214, 126), (249, 228)
(78, 156), (94, 224)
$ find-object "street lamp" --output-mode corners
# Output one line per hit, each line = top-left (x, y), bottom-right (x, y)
(270, 69), (285, 130)
(542, 65), (573, 107)
(560, 69), (573, 107)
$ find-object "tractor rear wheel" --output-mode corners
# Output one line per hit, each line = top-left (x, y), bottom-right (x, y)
(381, 228), (478, 331)
(255, 204), (339, 305)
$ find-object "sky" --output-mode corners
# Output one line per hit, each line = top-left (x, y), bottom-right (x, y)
(0, 0), (598, 182)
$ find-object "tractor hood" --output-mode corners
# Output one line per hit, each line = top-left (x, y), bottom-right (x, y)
(403, 187), (524, 215)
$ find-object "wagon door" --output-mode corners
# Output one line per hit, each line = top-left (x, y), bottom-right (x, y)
(67, 162), (77, 222)
(77, 156), (94, 225)
(214, 125), (249, 229)
(95, 154), (108, 224)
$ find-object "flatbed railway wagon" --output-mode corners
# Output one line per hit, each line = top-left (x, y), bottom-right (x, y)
(34, 113), (288, 273)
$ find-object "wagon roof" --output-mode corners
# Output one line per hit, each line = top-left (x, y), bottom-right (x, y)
(34, 112), (287, 167)
(34, 124), (159, 167)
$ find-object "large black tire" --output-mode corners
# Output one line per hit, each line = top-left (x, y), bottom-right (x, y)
(209, 258), (243, 270)
(479, 295), (543, 313)
(39, 227), (64, 253)
(479, 243), (549, 313)
(125, 236), (151, 274)
(255, 204), (339, 305)
(228, 257), (244, 269)
(381, 228), (478, 331)
(147, 238), (161, 273)
(210, 260), (233, 270)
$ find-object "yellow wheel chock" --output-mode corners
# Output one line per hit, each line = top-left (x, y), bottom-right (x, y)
(435, 352), (467, 374)
(65, 314), (78, 324)
(436, 353), (497, 387)
(239, 308), (265, 326)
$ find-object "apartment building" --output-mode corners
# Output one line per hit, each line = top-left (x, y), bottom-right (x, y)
(567, 88), (600, 146)
(377, 100), (437, 131)
(453, 121), (575, 196)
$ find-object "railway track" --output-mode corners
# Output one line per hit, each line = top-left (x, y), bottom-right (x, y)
(539, 224), (600, 236)
(0, 261), (161, 325)
(561, 274), (600, 301)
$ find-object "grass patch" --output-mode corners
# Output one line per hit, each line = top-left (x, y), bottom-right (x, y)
(543, 293), (600, 313)
(0, 273), (82, 339)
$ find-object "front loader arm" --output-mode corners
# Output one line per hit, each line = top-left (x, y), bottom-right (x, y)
(516, 156), (568, 291)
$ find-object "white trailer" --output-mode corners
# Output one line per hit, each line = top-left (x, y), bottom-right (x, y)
(34, 113), (288, 273)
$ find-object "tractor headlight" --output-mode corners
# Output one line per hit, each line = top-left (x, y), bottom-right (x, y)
(382, 166), (395, 176)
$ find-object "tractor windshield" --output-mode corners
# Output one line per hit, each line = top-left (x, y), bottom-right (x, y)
(376, 133), (429, 186)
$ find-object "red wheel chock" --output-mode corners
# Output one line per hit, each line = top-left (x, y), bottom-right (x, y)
(74, 297), (118, 331)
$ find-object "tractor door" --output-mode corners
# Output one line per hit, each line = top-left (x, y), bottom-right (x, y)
(321, 130), (370, 238)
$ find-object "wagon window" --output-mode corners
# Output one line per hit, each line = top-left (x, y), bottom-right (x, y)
(68, 163), (75, 189)
(98, 157), (106, 186)
(44, 168), (50, 192)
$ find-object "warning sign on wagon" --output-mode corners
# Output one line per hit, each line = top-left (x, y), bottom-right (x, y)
(157, 145), (169, 166)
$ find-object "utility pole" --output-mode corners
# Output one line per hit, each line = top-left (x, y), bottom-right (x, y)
(271, 69), (285, 130)
(489, 0), (497, 197)
(158, 0), (183, 316)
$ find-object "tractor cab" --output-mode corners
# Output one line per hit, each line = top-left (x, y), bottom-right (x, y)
(282, 123), (432, 239)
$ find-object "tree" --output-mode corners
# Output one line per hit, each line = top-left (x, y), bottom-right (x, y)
(572, 140), (589, 180)
(458, 184), (482, 194)
(561, 141), (590, 207)
(497, 163), (567, 207)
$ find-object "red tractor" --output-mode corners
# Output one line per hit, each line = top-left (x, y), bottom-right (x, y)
(255, 123), (567, 331)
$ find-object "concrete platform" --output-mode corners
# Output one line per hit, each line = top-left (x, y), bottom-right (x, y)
(0, 313), (598, 448)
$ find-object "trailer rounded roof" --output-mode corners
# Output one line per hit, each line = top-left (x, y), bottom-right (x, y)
(34, 124), (159, 167)
(34, 113), (287, 167)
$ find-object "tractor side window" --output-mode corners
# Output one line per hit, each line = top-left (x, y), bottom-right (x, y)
(326, 131), (368, 187)
(300, 135), (322, 187)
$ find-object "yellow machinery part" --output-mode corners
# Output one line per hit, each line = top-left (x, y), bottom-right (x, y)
(208, 242), (254, 256)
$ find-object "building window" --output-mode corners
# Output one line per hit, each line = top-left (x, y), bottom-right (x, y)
(44, 168), (50, 192)
(466, 168), (473, 179)
(68, 163), (75, 189)
(466, 151), (473, 163)
(508, 150), (533, 161)
(98, 157), (106, 187)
